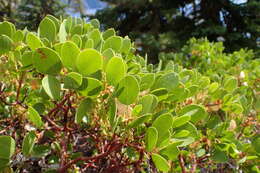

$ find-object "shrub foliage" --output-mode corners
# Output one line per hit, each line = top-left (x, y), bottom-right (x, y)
(0, 16), (259, 172)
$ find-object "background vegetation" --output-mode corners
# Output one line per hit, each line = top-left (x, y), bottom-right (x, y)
(0, 0), (259, 172)
(0, 0), (259, 62)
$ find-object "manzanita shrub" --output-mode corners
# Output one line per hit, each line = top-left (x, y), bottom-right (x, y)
(0, 15), (259, 173)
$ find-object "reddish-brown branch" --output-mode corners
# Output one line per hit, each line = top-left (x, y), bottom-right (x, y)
(58, 141), (123, 173)
(16, 71), (25, 101)
(42, 116), (63, 131)
(178, 154), (186, 173)
(190, 154), (197, 173)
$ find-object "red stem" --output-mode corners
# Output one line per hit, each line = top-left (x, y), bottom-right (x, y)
(58, 141), (122, 173)
(178, 154), (186, 173)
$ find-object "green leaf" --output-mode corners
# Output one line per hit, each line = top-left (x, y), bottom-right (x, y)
(90, 19), (100, 29)
(0, 136), (15, 159)
(27, 106), (44, 128)
(46, 15), (60, 33)
(151, 88), (168, 101)
(88, 29), (101, 48)
(132, 104), (143, 116)
(26, 33), (43, 51)
(61, 41), (80, 70)
(0, 35), (12, 55)
(145, 127), (158, 152)
(160, 143), (180, 160)
(211, 148), (228, 163)
(0, 21), (13, 38)
(224, 77), (238, 92)
(138, 94), (158, 115)
(22, 131), (37, 157)
(71, 24), (83, 36)
(103, 36), (122, 52)
(42, 75), (61, 101)
(76, 49), (103, 76)
(71, 34), (82, 48)
(59, 20), (67, 43)
(120, 37), (131, 54)
(13, 30), (24, 42)
(173, 130), (190, 138)
(152, 153), (170, 173)
(0, 159), (10, 170)
(172, 115), (191, 128)
(175, 137), (195, 147)
(78, 77), (103, 97)
(64, 72), (82, 89)
(117, 75), (140, 105)
(140, 73), (155, 91)
(152, 113), (173, 146)
(178, 104), (207, 123)
(21, 51), (33, 68)
(175, 122), (199, 139)
(108, 99), (117, 130)
(128, 114), (152, 128)
(102, 28), (115, 40)
(102, 48), (115, 69)
(85, 39), (94, 48)
(33, 47), (62, 75)
(152, 72), (179, 92)
(252, 136), (260, 153)
(209, 82), (219, 93)
(106, 57), (126, 86)
(75, 98), (93, 124)
(39, 17), (56, 42)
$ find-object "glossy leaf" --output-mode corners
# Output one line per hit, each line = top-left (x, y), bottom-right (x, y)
(22, 131), (37, 157)
(178, 104), (207, 123)
(64, 72), (82, 89)
(128, 114), (152, 128)
(61, 41), (80, 70)
(39, 17), (56, 42)
(26, 33), (43, 51)
(75, 98), (93, 124)
(27, 106), (44, 128)
(117, 75), (140, 105)
(224, 77), (238, 92)
(152, 153), (170, 173)
(152, 72), (179, 92)
(102, 28), (115, 40)
(33, 47), (62, 75)
(0, 21), (13, 37)
(78, 77), (103, 97)
(42, 75), (61, 100)
(120, 37), (131, 54)
(145, 127), (158, 152)
(106, 57), (126, 86)
(103, 36), (122, 52)
(0, 136), (15, 159)
(0, 35), (12, 55)
(139, 73), (155, 91)
(160, 143), (180, 160)
(88, 29), (101, 48)
(172, 115), (191, 128)
(76, 49), (103, 76)
(138, 94), (158, 115)
(59, 20), (67, 42)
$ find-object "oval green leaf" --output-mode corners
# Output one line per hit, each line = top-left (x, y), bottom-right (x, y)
(61, 41), (80, 70)
(33, 47), (62, 75)
(145, 127), (158, 152)
(42, 75), (61, 101)
(76, 49), (103, 76)
(117, 75), (140, 105)
(152, 153), (170, 173)
(106, 57), (126, 86)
